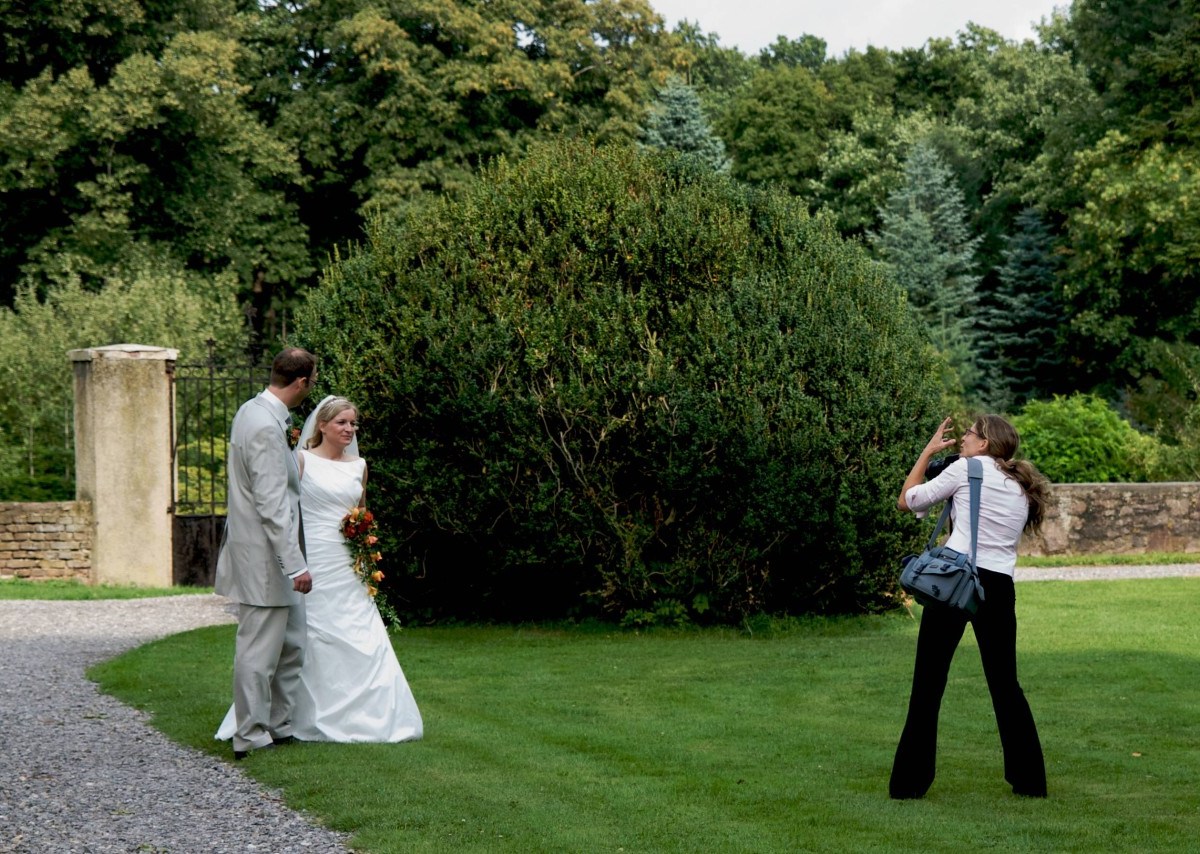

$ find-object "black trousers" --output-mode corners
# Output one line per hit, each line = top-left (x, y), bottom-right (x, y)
(890, 568), (1046, 798)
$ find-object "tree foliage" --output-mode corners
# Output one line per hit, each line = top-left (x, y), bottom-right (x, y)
(1031, 2), (1200, 399)
(297, 139), (942, 623)
(1072, 0), (1200, 146)
(982, 208), (1064, 409)
(0, 0), (675, 318)
(1059, 134), (1200, 382)
(718, 63), (834, 193)
(249, 0), (673, 229)
(808, 105), (941, 236)
(0, 252), (242, 499)
(0, 12), (309, 310)
(949, 34), (1097, 255)
(758, 34), (827, 72)
(640, 75), (729, 172)
(1143, 345), (1200, 481)
(662, 20), (755, 112)
(872, 141), (982, 399)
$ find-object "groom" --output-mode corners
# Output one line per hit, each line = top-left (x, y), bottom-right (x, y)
(216, 347), (317, 759)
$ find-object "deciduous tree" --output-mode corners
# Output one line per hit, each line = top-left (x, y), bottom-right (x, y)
(808, 105), (941, 236)
(0, 24), (309, 311)
(0, 251), (242, 498)
(251, 0), (673, 233)
(718, 64), (834, 192)
(1061, 135), (1200, 380)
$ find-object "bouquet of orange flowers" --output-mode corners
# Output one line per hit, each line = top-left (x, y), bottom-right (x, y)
(341, 506), (384, 596)
(340, 506), (402, 629)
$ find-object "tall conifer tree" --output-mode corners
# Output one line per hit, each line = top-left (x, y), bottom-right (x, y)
(985, 208), (1063, 409)
(641, 76), (730, 173)
(872, 141), (982, 398)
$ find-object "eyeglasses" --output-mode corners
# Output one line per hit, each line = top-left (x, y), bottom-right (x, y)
(963, 428), (981, 439)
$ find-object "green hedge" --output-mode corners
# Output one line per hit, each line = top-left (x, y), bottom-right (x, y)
(297, 140), (942, 623)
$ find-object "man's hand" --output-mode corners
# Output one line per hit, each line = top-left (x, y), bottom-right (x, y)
(292, 571), (313, 594)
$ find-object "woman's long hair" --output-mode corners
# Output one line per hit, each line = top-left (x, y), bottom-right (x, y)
(972, 414), (1049, 533)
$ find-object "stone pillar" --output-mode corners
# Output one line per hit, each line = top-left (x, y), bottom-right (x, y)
(70, 345), (178, 587)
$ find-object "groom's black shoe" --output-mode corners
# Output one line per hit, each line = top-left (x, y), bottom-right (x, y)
(234, 742), (276, 760)
(273, 735), (297, 747)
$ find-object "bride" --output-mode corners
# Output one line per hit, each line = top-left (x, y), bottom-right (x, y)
(217, 395), (423, 743)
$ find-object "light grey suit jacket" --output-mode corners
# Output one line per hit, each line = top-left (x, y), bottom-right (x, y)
(215, 392), (306, 607)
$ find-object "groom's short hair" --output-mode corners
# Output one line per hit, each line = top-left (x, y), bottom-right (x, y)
(270, 348), (317, 387)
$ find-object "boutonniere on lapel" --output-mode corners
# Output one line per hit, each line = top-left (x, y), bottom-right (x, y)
(286, 423), (302, 450)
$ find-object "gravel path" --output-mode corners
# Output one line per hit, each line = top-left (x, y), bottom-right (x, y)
(0, 595), (350, 854)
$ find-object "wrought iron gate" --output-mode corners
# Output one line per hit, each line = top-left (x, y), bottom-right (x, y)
(170, 342), (270, 585)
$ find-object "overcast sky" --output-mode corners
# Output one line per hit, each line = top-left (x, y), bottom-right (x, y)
(648, 0), (1068, 57)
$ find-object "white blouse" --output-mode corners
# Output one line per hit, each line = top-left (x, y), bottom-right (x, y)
(904, 456), (1030, 576)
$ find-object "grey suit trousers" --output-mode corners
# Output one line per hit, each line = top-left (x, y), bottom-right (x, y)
(232, 599), (307, 752)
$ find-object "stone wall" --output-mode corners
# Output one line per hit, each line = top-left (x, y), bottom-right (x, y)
(1021, 482), (1200, 556)
(0, 502), (93, 581)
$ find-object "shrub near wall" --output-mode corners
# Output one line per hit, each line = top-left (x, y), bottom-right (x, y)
(1014, 393), (1157, 482)
(298, 141), (942, 623)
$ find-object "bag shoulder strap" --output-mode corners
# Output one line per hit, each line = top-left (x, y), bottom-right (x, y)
(966, 456), (982, 569)
(924, 456), (984, 567)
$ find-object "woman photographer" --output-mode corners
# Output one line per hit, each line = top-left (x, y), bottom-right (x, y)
(890, 415), (1049, 799)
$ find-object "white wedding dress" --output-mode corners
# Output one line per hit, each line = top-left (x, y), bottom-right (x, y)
(217, 450), (423, 743)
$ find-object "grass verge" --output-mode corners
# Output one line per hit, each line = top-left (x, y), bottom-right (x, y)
(91, 578), (1200, 853)
(0, 578), (212, 600)
(1018, 551), (1199, 567)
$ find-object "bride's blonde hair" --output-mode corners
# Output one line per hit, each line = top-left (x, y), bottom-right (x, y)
(305, 397), (357, 450)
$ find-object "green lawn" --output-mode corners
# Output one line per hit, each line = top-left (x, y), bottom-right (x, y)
(90, 578), (1200, 853)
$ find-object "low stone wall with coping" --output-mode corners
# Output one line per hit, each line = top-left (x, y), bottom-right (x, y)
(0, 502), (93, 581)
(1021, 482), (1200, 556)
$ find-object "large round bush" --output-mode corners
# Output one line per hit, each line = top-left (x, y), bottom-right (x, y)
(297, 140), (942, 623)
